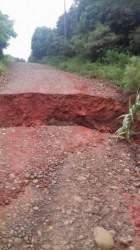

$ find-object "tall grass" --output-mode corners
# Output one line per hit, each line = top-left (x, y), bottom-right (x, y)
(42, 50), (140, 93)
(122, 56), (140, 91)
(115, 92), (140, 141)
(42, 55), (125, 87)
(0, 55), (12, 75)
(0, 62), (6, 75)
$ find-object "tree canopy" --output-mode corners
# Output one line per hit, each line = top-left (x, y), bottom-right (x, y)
(30, 0), (140, 61)
(0, 11), (16, 57)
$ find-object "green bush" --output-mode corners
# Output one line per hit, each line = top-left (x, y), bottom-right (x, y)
(42, 55), (125, 85)
(62, 57), (85, 72)
(0, 55), (13, 76)
(116, 92), (140, 141)
(0, 62), (6, 75)
(99, 64), (124, 84)
(41, 56), (61, 66)
(85, 24), (117, 60)
(41, 51), (140, 93)
(122, 56), (140, 92)
(102, 50), (130, 67)
(129, 27), (140, 54)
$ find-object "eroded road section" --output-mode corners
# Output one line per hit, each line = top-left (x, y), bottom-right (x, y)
(0, 63), (140, 250)
(0, 63), (128, 131)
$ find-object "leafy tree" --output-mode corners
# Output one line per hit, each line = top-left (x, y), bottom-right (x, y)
(129, 27), (140, 54)
(85, 23), (117, 60)
(31, 0), (140, 61)
(31, 27), (51, 60)
(0, 11), (16, 58)
(57, 6), (78, 39)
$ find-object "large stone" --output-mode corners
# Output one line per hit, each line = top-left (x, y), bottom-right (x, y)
(94, 226), (114, 249)
(119, 236), (133, 246)
(128, 247), (136, 250)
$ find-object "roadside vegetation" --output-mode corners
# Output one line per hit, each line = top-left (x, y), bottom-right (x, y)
(116, 92), (140, 141)
(41, 52), (140, 92)
(0, 11), (16, 75)
(30, 0), (140, 140)
(0, 61), (7, 75)
(30, 0), (140, 93)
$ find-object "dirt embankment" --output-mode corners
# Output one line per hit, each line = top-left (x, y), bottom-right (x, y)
(0, 93), (128, 132)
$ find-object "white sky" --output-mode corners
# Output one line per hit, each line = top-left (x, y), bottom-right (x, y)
(0, 0), (73, 60)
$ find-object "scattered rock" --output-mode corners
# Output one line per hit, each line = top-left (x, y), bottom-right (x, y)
(42, 244), (48, 249)
(109, 230), (116, 237)
(73, 195), (82, 203)
(78, 235), (85, 240)
(110, 186), (118, 190)
(32, 179), (38, 184)
(14, 237), (22, 244)
(37, 230), (42, 237)
(24, 179), (29, 184)
(77, 176), (86, 181)
(128, 247), (136, 250)
(33, 206), (39, 211)
(24, 235), (30, 243)
(94, 226), (114, 249)
(134, 182), (140, 188)
(25, 172), (31, 178)
(9, 173), (15, 179)
(119, 236), (133, 246)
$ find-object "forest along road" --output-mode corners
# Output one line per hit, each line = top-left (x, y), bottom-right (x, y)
(0, 62), (139, 250)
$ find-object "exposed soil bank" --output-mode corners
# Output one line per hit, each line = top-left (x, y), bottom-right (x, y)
(0, 63), (140, 250)
(0, 93), (128, 132)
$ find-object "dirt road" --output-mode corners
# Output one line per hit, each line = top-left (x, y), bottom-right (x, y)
(0, 63), (140, 250)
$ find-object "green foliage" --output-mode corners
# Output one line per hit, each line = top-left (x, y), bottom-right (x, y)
(30, 0), (140, 142)
(122, 57), (140, 91)
(102, 50), (130, 67)
(115, 92), (140, 141)
(0, 55), (12, 75)
(44, 54), (124, 84)
(0, 62), (6, 75)
(31, 27), (52, 60)
(99, 64), (124, 84)
(0, 11), (16, 56)
(30, 0), (140, 95)
(129, 27), (140, 54)
(44, 50), (140, 93)
(30, 0), (140, 62)
(85, 24), (117, 60)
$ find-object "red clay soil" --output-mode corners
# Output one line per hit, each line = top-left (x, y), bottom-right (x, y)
(0, 63), (139, 250)
(0, 93), (128, 132)
(0, 63), (128, 132)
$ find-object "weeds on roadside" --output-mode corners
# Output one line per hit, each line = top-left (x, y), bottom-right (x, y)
(122, 57), (140, 91)
(40, 50), (140, 93)
(0, 55), (12, 75)
(0, 62), (6, 75)
(115, 92), (140, 141)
